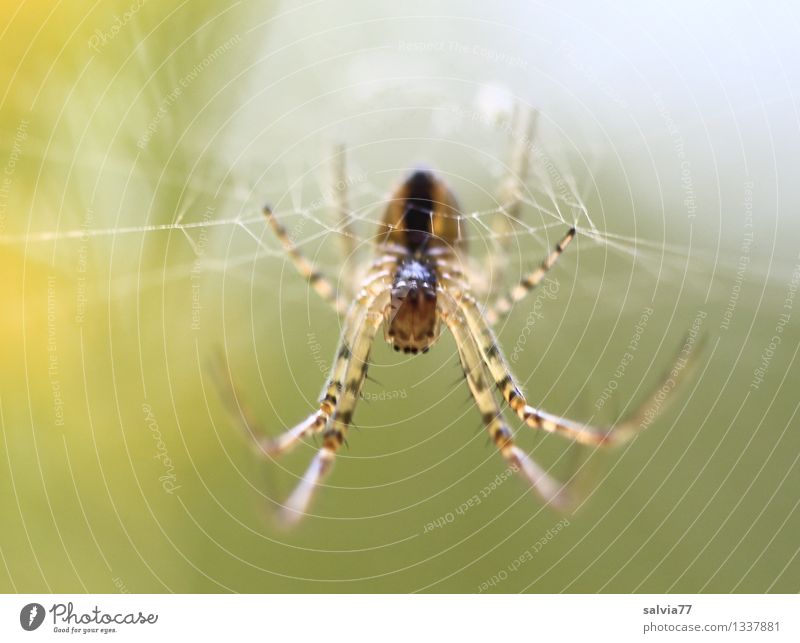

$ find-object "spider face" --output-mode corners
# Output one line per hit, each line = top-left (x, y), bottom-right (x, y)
(385, 256), (439, 354)
(222, 110), (692, 525)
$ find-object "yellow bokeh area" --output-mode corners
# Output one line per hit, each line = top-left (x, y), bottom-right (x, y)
(1, 1), (799, 593)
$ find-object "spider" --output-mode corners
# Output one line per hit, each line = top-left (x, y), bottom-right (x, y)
(217, 108), (692, 525)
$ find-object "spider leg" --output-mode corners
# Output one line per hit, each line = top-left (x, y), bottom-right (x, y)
(440, 292), (570, 508)
(497, 103), (537, 218)
(488, 105), (538, 289)
(330, 144), (358, 265)
(280, 297), (387, 525)
(213, 269), (391, 460)
(262, 204), (350, 315)
(485, 226), (576, 326)
(444, 280), (699, 446)
(209, 350), (279, 456)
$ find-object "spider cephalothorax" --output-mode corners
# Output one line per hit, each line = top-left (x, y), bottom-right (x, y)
(217, 107), (695, 524)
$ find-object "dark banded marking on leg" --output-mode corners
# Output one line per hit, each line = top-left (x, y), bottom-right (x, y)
(451, 287), (616, 445)
(262, 204), (349, 315)
(259, 272), (392, 458)
(280, 306), (385, 525)
(440, 294), (569, 508)
(502, 338), (700, 447)
(486, 227), (576, 326)
(454, 285), (699, 446)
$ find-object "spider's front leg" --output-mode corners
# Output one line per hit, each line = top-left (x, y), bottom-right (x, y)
(439, 291), (570, 508)
(329, 144), (358, 266)
(497, 103), (537, 218)
(485, 226), (576, 326)
(488, 105), (538, 290)
(262, 204), (350, 315)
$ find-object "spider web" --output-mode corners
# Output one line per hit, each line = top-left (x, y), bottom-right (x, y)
(3, 0), (800, 597)
(0, 128), (730, 306)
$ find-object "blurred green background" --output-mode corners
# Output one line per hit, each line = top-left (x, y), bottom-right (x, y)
(1, 1), (799, 593)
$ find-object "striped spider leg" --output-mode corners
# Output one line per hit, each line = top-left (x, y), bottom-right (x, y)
(214, 264), (389, 441)
(438, 284), (571, 508)
(441, 267), (696, 447)
(263, 146), (364, 313)
(217, 255), (394, 524)
(262, 204), (349, 316)
(484, 225), (576, 326)
(279, 278), (392, 524)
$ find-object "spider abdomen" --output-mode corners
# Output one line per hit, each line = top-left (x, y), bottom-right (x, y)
(381, 168), (464, 250)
